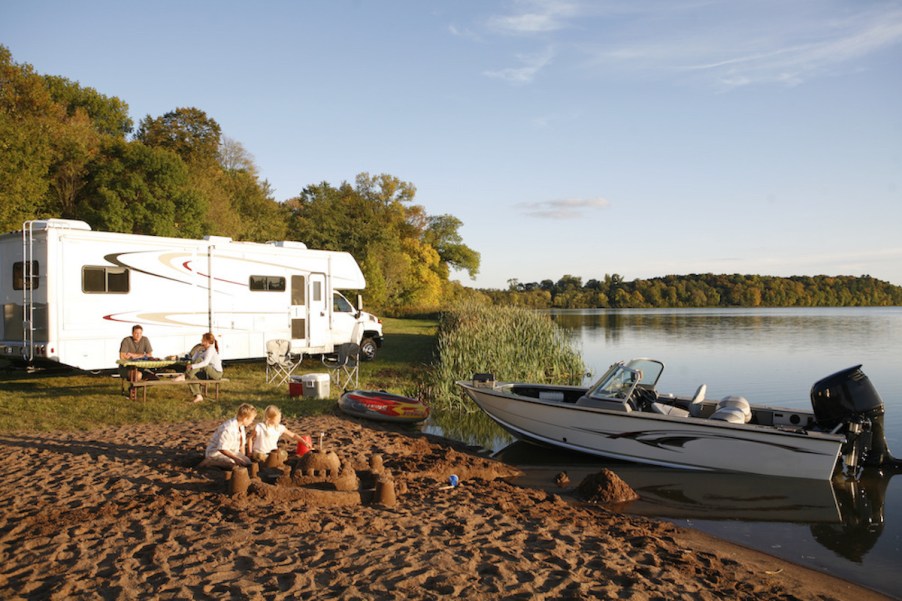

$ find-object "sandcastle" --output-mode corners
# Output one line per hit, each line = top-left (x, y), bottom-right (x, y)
(223, 445), (396, 506)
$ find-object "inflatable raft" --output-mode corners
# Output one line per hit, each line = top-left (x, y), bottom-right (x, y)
(338, 390), (430, 423)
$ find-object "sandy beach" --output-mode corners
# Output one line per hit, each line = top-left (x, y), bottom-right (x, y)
(0, 413), (891, 600)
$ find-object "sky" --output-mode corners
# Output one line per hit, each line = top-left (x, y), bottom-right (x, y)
(3, 0), (901, 289)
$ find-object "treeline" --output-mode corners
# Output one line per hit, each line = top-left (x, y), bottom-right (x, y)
(0, 46), (479, 315)
(482, 273), (902, 308)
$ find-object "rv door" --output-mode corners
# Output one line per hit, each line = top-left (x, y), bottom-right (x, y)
(291, 273), (328, 350)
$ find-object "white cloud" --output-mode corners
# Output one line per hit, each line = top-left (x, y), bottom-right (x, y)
(478, 1), (902, 89)
(484, 47), (555, 84)
(516, 196), (611, 219)
(484, 0), (582, 34)
(682, 10), (902, 88)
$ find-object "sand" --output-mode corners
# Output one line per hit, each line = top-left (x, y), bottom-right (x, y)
(0, 414), (892, 600)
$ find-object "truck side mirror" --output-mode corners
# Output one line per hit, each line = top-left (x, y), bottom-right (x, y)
(356, 294), (363, 316)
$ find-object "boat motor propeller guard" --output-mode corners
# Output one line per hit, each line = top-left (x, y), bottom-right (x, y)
(810, 365), (901, 472)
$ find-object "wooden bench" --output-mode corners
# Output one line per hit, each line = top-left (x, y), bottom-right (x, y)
(127, 378), (229, 402)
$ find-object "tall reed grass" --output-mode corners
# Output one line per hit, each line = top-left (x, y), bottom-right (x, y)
(426, 301), (585, 412)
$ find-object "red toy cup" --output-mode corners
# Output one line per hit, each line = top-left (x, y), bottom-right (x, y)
(296, 435), (313, 457)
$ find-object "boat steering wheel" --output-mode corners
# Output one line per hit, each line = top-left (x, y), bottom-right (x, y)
(630, 387), (657, 412)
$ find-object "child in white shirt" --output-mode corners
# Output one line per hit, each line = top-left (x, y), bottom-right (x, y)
(198, 403), (257, 468)
(249, 405), (303, 462)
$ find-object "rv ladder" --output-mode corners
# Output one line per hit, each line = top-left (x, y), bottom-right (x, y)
(21, 221), (35, 362)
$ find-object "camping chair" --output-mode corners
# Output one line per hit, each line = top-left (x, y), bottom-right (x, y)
(322, 321), (363, 391)
(322, 342), (360, 391)
(266, 339), (301, 385)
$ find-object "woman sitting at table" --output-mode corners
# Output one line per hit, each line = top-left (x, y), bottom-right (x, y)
(186, 332), (223, 403)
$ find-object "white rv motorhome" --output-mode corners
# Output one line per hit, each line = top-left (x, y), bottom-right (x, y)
(0, 219), (384, 371)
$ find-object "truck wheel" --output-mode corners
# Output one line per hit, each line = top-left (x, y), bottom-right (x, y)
(359, 337), (377, 361)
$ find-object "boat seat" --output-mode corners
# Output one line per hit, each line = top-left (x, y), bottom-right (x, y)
(650, 402), (690, 418)
(710, 407), (746, 423)
(688, 384), (707, 417)
(575, 396), (633, 412)
(710, 395), (751, 423)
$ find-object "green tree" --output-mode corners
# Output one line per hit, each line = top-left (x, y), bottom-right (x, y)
(47, 108), (102, 219)
(424, 214), (480, 279)
(284, 173), (479, 313)
(135, 107), (222, 166)
(79, 139), (206, 237)
(213, 137), (285, 240)
(0, 46), (59, 230)
(42, 75), (132, 138)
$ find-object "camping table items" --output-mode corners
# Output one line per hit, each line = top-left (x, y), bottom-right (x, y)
(116, 358), (183, 399)
(117, 358), (182, 370)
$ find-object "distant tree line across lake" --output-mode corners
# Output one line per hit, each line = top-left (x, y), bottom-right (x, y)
(479, 274), (902, 308)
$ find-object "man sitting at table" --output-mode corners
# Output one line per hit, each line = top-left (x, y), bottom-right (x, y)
(119, 324), (153, 383)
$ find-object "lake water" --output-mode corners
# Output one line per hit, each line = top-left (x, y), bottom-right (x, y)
(426, 307), (902, 598)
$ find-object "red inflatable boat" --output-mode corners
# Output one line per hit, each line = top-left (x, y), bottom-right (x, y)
(338, 390), (430, 423)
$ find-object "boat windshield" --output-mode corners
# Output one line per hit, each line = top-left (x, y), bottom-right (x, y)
(585, 359), (664, 400)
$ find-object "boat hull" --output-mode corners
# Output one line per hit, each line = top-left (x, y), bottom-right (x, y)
(458, 381), (843, 480)
(338, 390), (430, 423)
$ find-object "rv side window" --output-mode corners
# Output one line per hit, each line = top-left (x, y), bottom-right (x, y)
(13, 261), (39, 290)
(83, 266), (129, 293)
(249, 275), (286, 292)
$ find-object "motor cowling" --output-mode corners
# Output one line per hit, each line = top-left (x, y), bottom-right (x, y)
(811, 365), (883, 428)
(811, 365), (898, 469)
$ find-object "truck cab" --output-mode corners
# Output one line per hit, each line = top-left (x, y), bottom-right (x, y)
(332, 291), (384, 360)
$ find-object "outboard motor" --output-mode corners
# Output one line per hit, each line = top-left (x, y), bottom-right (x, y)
(810, 365), (900, 472)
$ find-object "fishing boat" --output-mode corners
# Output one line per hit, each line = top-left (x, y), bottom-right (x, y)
(457, 359), (900, 480)
(338, 390), (430, 423)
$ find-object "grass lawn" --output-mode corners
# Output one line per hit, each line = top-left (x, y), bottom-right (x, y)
(0, 318), (437, 433)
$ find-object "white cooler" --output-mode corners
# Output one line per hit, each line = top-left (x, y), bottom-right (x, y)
(301, 373), (330, 399)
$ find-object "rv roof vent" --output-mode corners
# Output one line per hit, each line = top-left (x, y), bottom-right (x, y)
(203, 235), (233, 243)
(268, 241), (308, 249)
(28, 219), (92, 232)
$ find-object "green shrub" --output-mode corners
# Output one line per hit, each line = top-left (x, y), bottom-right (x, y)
(426, 301), (585, 411)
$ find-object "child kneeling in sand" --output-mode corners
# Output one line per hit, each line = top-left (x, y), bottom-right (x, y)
(198, 403), (257, 469)
(248, 404), (304, 462)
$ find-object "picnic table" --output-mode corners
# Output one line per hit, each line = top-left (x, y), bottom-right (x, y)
(116, 358), (227, 401)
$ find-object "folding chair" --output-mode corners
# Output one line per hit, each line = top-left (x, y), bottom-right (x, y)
(322, 342), (360, 391)
(266, 339), (301, 385)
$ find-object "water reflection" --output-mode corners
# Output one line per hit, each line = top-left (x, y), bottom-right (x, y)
(811, 471), (892, 563)
(494, 441), (894, 565)
(422, 406), (511, 452)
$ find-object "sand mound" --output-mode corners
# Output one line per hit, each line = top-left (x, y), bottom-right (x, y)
(577, 468), (640, 504)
